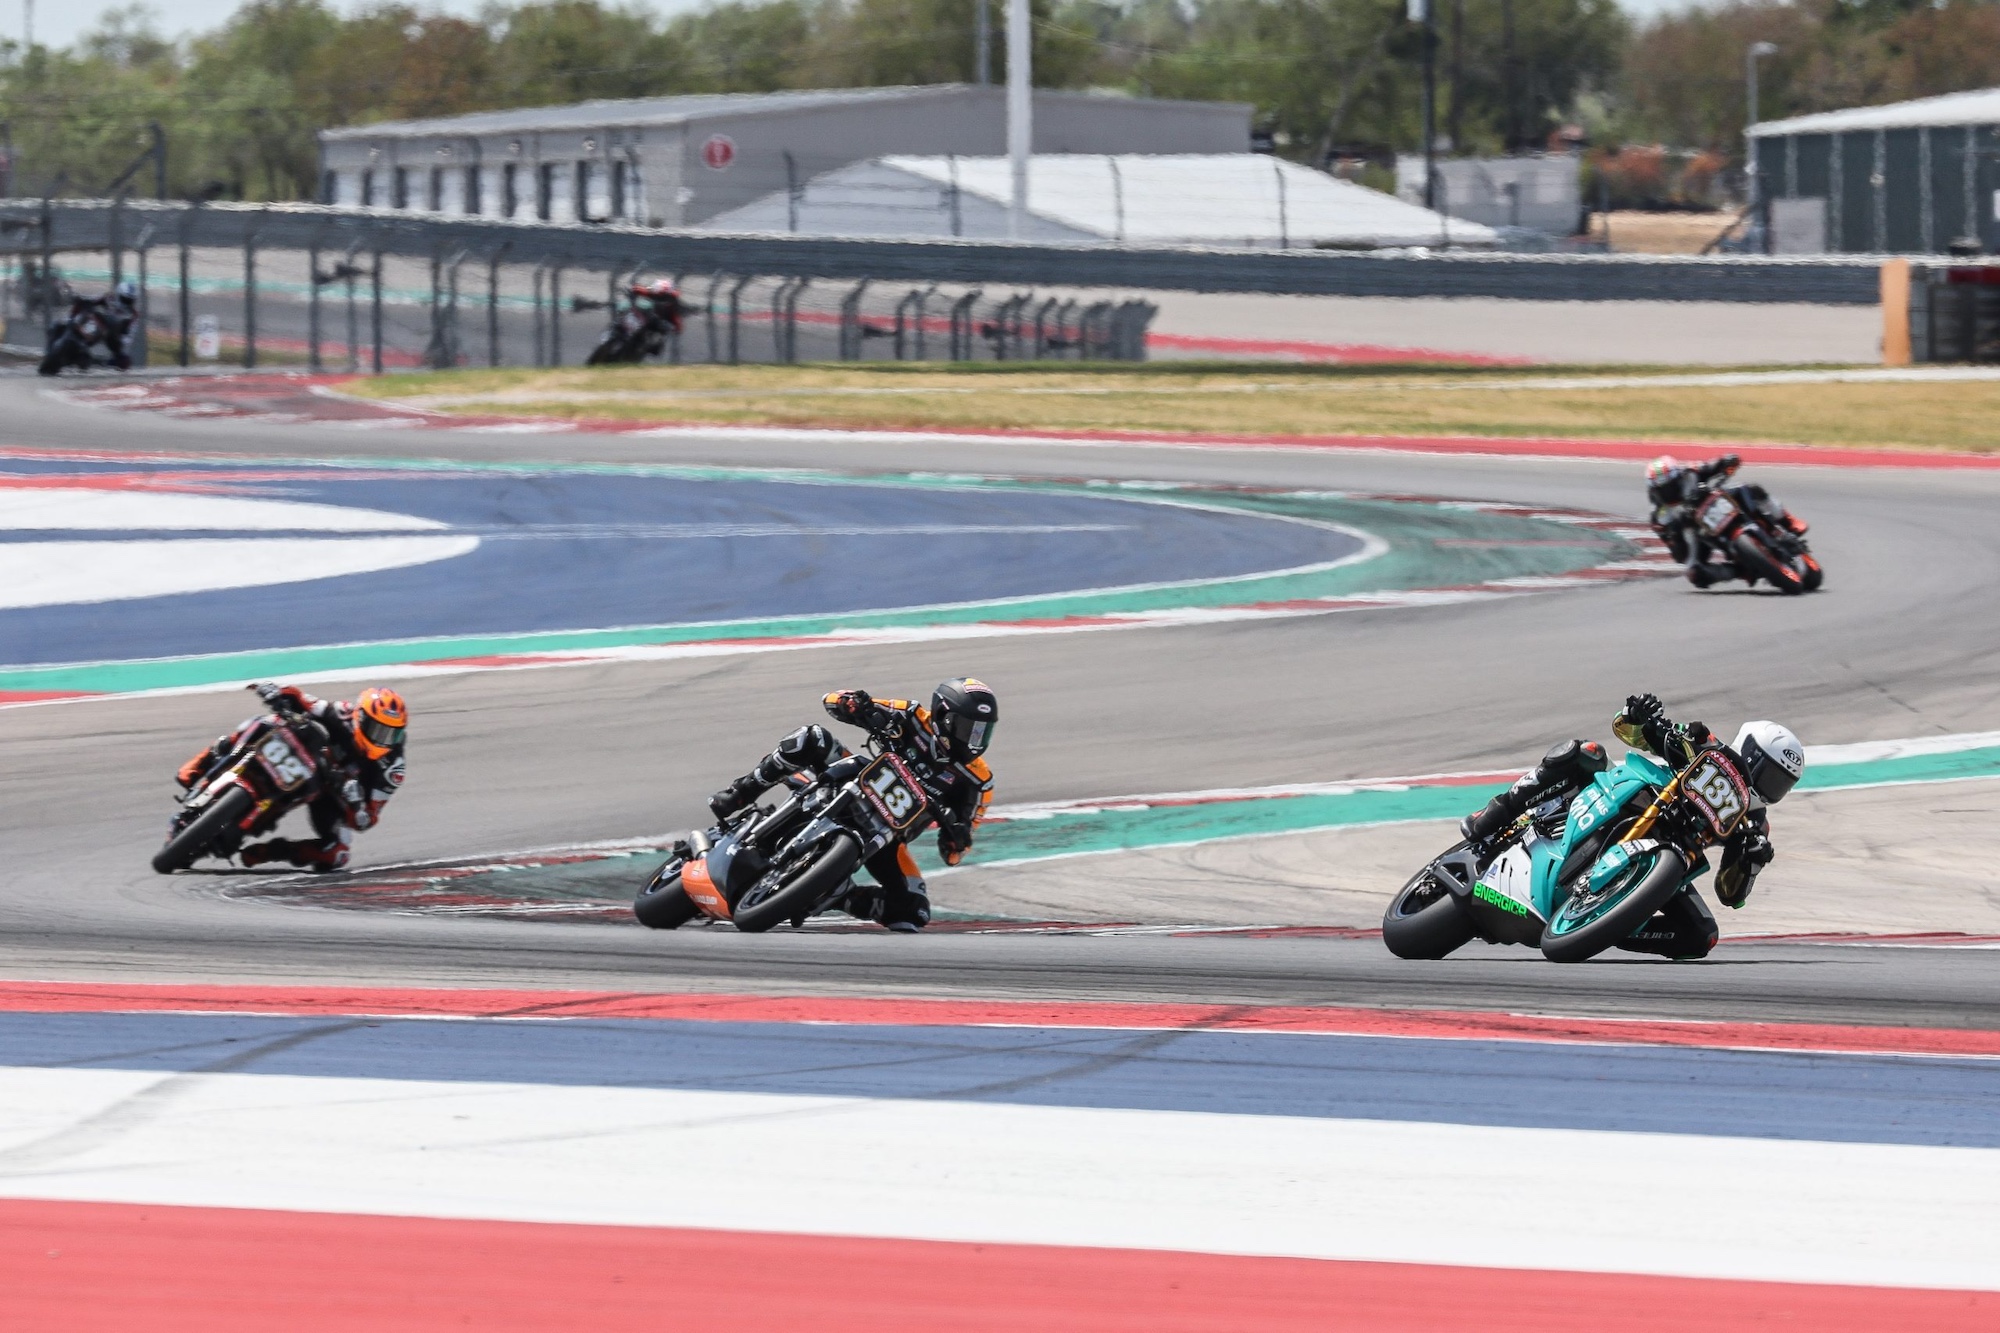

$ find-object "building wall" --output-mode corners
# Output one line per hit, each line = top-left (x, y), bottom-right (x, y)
(1760, 122), (2000, 254)
(318, 88), (1249, 229)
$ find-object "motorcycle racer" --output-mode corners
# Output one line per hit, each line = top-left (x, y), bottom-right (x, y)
(1647, 454), (1808, 588)
(629, 277), (686, 333)
(1457, 693), (1802, 958)
(708, 678), (997, 932)
(175, 682), (409, 872)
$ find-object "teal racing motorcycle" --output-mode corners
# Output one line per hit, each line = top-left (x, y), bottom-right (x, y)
(1383, 740), (1754, 963)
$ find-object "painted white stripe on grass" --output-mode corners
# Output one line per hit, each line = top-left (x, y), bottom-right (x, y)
(0, 1067), (1993, 1290)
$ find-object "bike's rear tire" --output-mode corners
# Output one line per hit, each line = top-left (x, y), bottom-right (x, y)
(1382, 851), (1478, 959)
(633, 860), (699, 930)
(1734, 532), (1805, 595)
(586, 333), (633, 366)
(152, 786), (255, 874)
(1540, 846), (1687, 963)
(731, 834), (860, 934)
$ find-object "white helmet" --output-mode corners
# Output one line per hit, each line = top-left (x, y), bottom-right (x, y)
(1732, 721), (1804, 804)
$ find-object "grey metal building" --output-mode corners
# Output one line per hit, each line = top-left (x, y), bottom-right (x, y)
(317, 85), (1250, 230)
(1748, 88), (2000, 254)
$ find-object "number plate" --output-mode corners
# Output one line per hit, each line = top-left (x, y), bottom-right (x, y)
(1698, 492), (1738, 535)
(859, 754), (929, 834)
(255, 731), (315, 792)
(1680, 751), (1749, 839)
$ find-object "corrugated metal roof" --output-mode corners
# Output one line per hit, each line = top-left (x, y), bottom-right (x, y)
(321, 85), (966, 141)
(1749, 86), (2000, 137)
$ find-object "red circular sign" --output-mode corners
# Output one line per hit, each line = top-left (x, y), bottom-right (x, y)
(700, 135), (736, 171)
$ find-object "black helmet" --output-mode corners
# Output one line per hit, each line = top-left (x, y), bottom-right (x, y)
(931, 677), (997, 762)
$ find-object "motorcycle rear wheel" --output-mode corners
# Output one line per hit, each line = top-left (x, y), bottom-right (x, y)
(586, 332), (633, 366)
(1733, 532), (1805, 595)
(633, 859), (699, 930)
(1382, 851), (1478, 960)
(732, 834), (861, 934)
(152, 786), (255, 874)
(1539, 846), (1687, 963)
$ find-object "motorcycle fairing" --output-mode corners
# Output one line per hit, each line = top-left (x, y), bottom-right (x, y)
(1467, 840), (1548, 946)
(1537, 752), (1674, 920)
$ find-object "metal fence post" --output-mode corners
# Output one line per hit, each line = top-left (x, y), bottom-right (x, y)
(343, 243), (360, 372)
(550, 264), (564, 366)
(531, 263), (546, 367)
(133, 237), (150, 369)
(426, 251), (445, 369)
(370, 250), (383, 374)
(307, 235), (322, 372)
(704, 272), (725, 364)
(488, 247), (508, 367)
(176, 214), (191, 367)
(242, 228), (258, 369)
(727, 273), (753, 364)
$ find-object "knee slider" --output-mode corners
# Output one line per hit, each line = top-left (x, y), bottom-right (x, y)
(1540, 738), (1604, 778)
(773, 725), (836, 770)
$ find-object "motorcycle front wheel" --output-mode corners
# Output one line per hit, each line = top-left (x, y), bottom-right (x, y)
(1382, 850), (1478, 959)
(1540, 846), (1687, 963)
(633, 858), (699, 929)
(731, 834), (861, 934)
(152, 786), (255, 874)
(586, 332), (632, 366)
(37, 336), (80, 376)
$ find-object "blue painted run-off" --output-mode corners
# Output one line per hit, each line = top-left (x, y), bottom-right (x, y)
(3, 1012), (1995, 1149)
(2, 456), (1365, 666)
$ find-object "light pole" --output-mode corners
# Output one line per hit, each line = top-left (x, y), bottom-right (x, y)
(1746, 41), (1777, 252)
(1746, 41), (1777, 130)
(1411, 0), (1437, 210)
(1006, 0), (1029, 238)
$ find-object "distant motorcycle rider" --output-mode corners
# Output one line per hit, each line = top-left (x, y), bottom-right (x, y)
(1647, 454), (1808, 588)
(1458, 693), (1802, 959)
(709, 678), (997, 932)
(176, 682), (409, 871)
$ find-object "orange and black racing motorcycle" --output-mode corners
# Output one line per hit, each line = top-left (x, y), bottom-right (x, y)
(153, 697), (332, 873)
(634, 742), (931, 933)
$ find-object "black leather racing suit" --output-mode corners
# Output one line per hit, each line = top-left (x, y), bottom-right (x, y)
(714, 691), (994, 929)
(1459, 701), (1774, 959)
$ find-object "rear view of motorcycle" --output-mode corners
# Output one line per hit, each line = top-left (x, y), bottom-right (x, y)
(636, 743), (933, 932)
(154, 702), (331, 873)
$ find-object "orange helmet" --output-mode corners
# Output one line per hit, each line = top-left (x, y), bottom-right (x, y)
(351, 687), (408, 761)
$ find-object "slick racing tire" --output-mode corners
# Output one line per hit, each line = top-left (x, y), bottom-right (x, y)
(1382, 850), (1478, 960)
(1801, 554), (1825, 592)
(633, 859), (700, 930)
(151, 786), (255, 874)
(37, 337), (81, 376)
(1733, 531), (1805, 595)
(586, 332), (634, 366)
(731, 834), (861, 934)
(1539, 846), (1687, 963)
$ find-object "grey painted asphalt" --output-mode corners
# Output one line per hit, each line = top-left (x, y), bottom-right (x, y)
(3, 375), (1998, 1026)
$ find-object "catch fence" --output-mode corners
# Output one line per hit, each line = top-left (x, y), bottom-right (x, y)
(0, 197), (1901, 374)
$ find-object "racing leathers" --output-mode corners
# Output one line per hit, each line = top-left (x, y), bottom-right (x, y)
(175, 684), (406, 871)
(1458, 694), (1775, 959)
(709, 690), (994, 931)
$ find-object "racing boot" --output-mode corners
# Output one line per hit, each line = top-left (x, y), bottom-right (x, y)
(176, 748), (214, 790)
(1686, 561), (1732, 589)
(241, 839), (312, 869)
(1460, 790), (1528, 847)
(881, 879), (931, 934)
(708, 775), (767, 821)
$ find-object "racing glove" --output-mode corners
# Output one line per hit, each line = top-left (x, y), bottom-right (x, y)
(249, 681), (306, 713)
(937, 819), (972, 867)
(1715, 832), (1774, 909)
(824, 689), (878, 727)
(1613, 693), (1665, 750)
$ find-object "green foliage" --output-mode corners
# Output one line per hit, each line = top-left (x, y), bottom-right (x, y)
(0, 0), (1628, 202)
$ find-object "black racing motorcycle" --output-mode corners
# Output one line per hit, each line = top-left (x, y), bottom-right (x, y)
(586, 303), (678, 365)
(153, 702), (332, 873)
(1671, 485), (1823, 594)
(39, 295), (131, 376)
(635, 743), (932, 933)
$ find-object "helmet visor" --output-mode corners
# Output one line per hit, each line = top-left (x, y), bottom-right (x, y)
(1745, 741), (1798, 803)
(359, 713), (405, 752)
(945, 712), (993, 758)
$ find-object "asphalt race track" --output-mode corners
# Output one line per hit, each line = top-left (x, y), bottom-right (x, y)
(4, 373), (1999, 1029)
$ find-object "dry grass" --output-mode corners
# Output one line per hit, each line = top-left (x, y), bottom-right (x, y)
(355, 362), (2000, 454)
